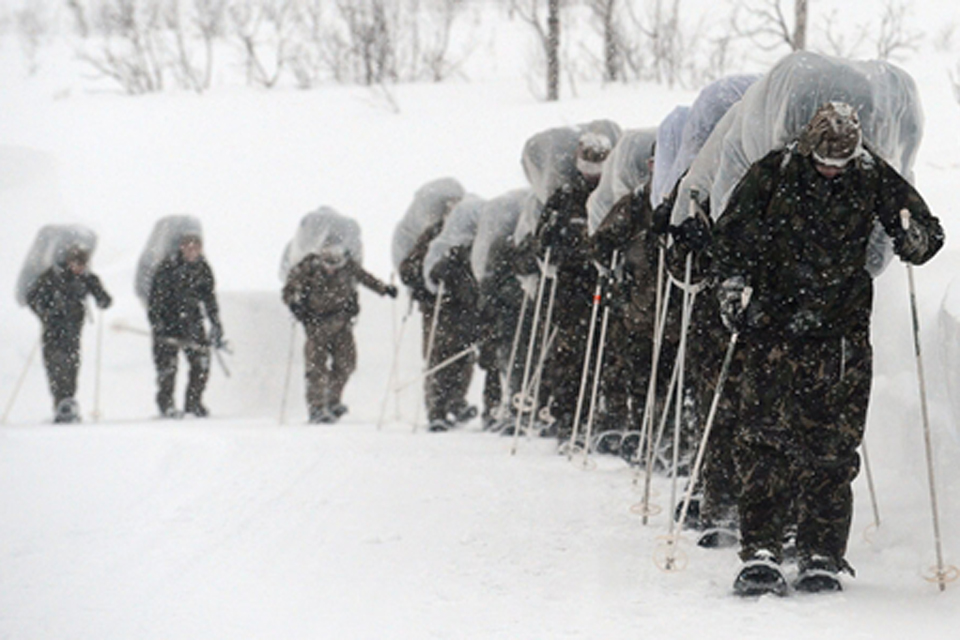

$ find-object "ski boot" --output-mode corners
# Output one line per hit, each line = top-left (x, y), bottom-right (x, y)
(54, 398), (81, 424)
(733, 549), (788, 597)
(184, 401), (209, 418)
(697, 526), (739, 549)
(309, 406), (336, 424)
(428, 418), (453, 432)
(794, 554), (847, 594)
(329, 403), (349, 419)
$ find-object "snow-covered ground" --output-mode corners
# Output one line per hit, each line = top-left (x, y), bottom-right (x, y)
(2, 20), (960, 640)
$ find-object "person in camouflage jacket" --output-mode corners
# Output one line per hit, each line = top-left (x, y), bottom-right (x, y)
(710, 102), (944, 594)
(283, 245), (396, 424)
(27, 246), (112, 422)
(400, 223), (478, 431)
(592, 180), (683, 454)
(536, 132), (611, 444)
(148, 234), (224, 418)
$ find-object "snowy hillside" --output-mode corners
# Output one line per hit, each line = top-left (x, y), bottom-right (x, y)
(2, 10), (960, 639)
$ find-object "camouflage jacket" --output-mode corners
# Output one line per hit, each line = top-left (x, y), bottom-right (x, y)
(27, 265), (111, 342)
(283, 255), (389, 325)
(399, 221), (443, 308)
(592, 185), (663, 335)
(536, 177), (598, 316)
(711, 146), (944, 337)
(148, 253), (220, 339)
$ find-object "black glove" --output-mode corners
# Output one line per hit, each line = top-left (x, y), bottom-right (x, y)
(209, 322), (225, 349)
(430, 258), (451, 285)
(671, 216), (710, 253)
(384, 285), (398, 299)
(651, 201), (672, 235)
(718, 276), (752, 333)
(289, 302), (308, 323)
(96, 293), (112, 310)
(894, 209), (929, 264)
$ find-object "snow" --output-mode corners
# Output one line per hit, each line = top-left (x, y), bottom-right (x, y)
(2, 26), (960, 640)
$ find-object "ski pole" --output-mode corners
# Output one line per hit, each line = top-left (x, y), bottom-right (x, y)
(394, 343), (479, 392)
(580, 272), (615, 468)
(567, 261), (606, 459)
(511, 248), (551, 453)
(568, 251), (618, 460)
(378, 295), (413, 429)
(1, 337), (40, 425)
(414, 281), (445, 432)
(521, 270), (559, 440)
(906, 263), (951, 591)
(635, 246), (670, 470)
(667, 287), (751, 571)
(92, 308), (105, 422)
(666, 252), (695, 550)
(861, 438), (881, 532)
(278, 318), (297, 425)
(497, 290), (530, 423)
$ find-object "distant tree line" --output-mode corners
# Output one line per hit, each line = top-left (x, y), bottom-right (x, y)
(0, 0), (949, 100)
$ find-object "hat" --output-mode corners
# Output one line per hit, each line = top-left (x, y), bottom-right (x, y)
(576, 132), (612, 178)
(798, 101), (863, 168)
(63, 245), (89, 266)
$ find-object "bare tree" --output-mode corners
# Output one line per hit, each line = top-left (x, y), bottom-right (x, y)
(64, 0), (90, 37)
(336, 0), (398, 86)
(585, 0), (623, 82)
(874, 0), (922, 61)
(229, 0), (296, 88)
(79, 0), (168, 94)
(732, 0), (807, 52)
(510, 0), (561, 101)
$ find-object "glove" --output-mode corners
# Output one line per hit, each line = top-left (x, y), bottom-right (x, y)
(651, 201), (672, 235)
(718, 276), (753, 333)
(429, 258), (452, 285)
(289, 302), (308, 323)
(385, 285), (398, 299)
(209, 322), (225, 349)
(894, 209), (929, 264)
(96, 293), (112, 310)
(671, 216), (710, 253)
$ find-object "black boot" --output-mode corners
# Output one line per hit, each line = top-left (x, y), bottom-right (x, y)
(794, 554), (848, 593)
(733, 549), (788, 597)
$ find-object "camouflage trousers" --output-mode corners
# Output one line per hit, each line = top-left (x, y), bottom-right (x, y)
(688, 291), (743, 528)
(42, 330), (81, 410)
(421, 311), (475, 422)
(154, 336), (210, 413)
(735, 330), (871, 565)
(304, 318), (355, 412)
(542, 304), (594, 436)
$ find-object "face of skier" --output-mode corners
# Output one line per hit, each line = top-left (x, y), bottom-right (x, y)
(66, 258), (87, 275)
(181, 238), (203, 263)
(814, 159), (846, 180)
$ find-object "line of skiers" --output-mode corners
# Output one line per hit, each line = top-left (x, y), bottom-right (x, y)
(389, 51), (945, 597)
(14, 48), (947, 599)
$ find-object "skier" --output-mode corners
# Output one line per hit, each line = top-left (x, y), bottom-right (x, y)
(26, 244), (112, 423)
(711, 102), (944, 595)
(148, 232), (225, 418)
(283, 244), (396, 423)
(536, 130), (613, 445)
